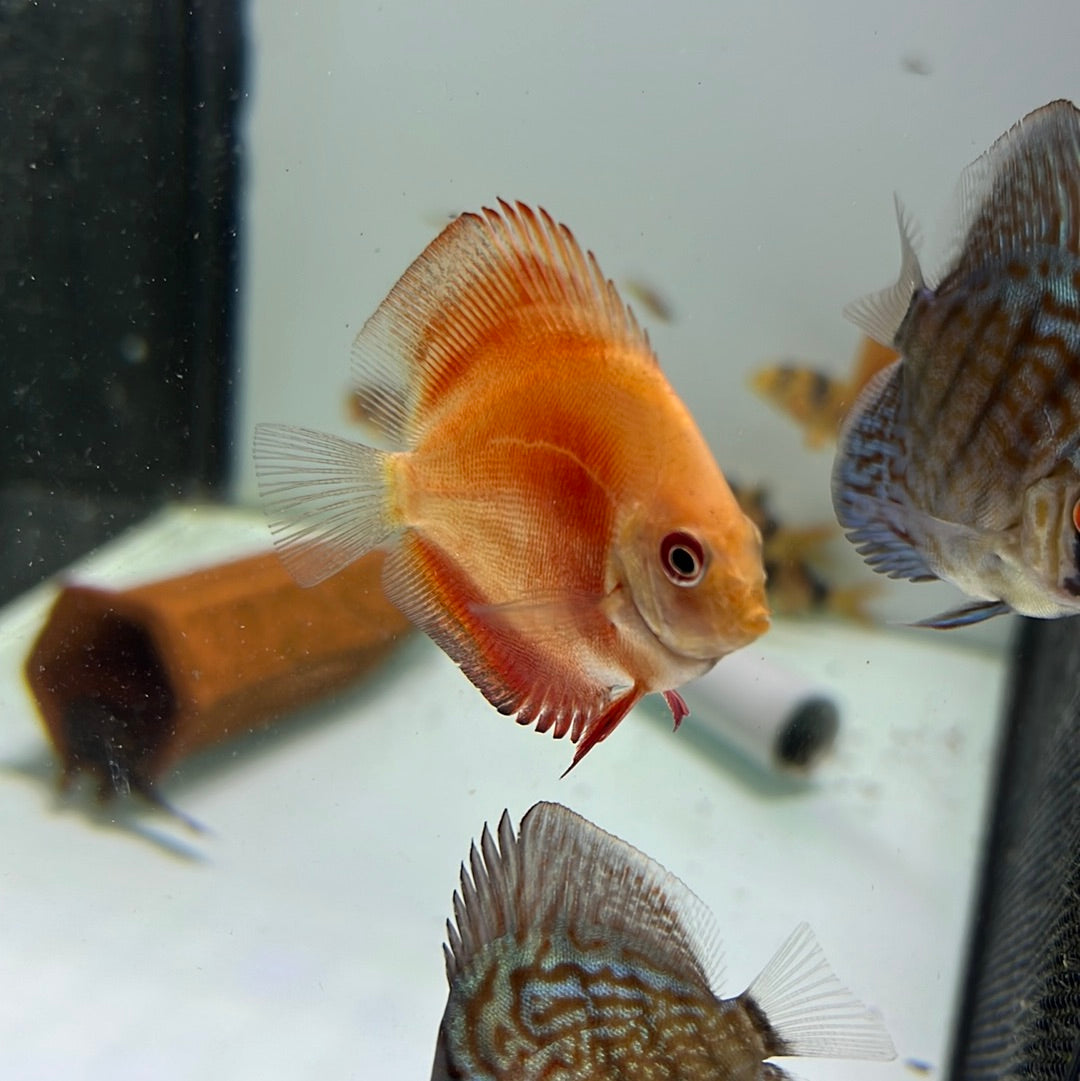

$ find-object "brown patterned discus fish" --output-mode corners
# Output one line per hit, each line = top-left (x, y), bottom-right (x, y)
(432, 802), (895, 1080)
(834, 100), (1080, 628)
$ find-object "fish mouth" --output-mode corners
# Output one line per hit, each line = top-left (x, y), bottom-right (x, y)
(741, 602), (771, 640)
(663, 592), (770, 662)
(721, 595), (770, 653)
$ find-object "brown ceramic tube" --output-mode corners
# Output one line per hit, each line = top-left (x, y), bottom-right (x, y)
(25, 549), (411, 803)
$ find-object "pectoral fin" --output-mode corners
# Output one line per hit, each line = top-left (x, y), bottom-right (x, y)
(911, 599), (1012, 629)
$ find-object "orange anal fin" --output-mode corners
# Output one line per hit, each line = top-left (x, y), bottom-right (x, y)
(562, 688), (645, 776)
(386, 533), (628, 750)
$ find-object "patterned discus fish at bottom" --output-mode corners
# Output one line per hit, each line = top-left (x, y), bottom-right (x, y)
(432, 802), (895, 1080)
(833, 99), (1080, 628)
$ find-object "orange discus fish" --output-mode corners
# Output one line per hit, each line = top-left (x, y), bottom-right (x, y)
(254, 200), (768, 769)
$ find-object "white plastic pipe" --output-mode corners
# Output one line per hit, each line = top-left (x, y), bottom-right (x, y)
(680, 651), (840, 774)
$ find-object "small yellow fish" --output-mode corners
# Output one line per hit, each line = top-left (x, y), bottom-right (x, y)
(732, 483), (879, 621)
(751, 337), (899, 449)
(834, 100), (1080, 627)
(432, 801), (896, 1080)
(255, 201), (768, 769)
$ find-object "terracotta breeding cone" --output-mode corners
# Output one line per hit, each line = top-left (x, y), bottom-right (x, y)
(24, 550), (411, 804)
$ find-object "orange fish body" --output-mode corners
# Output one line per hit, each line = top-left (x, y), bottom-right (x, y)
(256, 202), (768, 766)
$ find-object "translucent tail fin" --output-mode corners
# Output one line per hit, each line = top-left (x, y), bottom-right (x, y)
(741, 923), (896, 1061)
(253, 423), (396, 587)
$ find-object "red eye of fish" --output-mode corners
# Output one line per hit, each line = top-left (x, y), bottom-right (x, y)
(1073, 498), (1080, 534)
(660, 531), (707, 586)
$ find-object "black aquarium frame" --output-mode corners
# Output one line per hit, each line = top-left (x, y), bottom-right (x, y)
(948, 615), (1080, 1081)
(0, 0), (244, 602)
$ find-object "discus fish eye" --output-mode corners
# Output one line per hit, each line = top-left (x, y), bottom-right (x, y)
(659, 531), (707, 586)
(1073, 498), (1080, 534)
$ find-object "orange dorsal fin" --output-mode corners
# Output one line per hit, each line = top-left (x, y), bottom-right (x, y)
(350, 199), (656, 446)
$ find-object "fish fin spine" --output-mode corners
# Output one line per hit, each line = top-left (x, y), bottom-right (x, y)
(742, 922), (896, 1061)
(253, 423), (396, 586)
(947, 99), (1080, 277)
(844, 194), (924, 347)
(561, 689), (642, 773)
(444, 803), (727, 991)
(350, 200), (656, 446)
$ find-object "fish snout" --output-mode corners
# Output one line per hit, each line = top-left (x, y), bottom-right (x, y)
(734, 588), (770, 646)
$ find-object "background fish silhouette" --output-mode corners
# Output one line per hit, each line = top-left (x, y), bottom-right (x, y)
(833, 100), (1080, 627)
(433, 801), (896, 1080)
(751, 336), (899, 450)
(255, 201), (768, 767)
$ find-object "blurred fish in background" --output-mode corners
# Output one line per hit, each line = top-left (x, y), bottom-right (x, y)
(731, 482), (879, 622)
(833, 99), (1080, 629)
(432, 801), (896, 1081)
(752, 337), (899, 449)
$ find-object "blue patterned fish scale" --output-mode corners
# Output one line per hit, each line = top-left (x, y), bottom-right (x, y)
(439, 930), (766, 1081)
(899, 250), (1080, 528)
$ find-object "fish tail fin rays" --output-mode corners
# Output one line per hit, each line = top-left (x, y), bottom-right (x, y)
(350, 199), (656, 445)
(946, 99), (1080, 276)
(741, 922), (897, 1061)
(443, 802), (726, 991)
(831, 361), (939, 582)
(253, 424), (396, 587)
(844, 194), (924, 347)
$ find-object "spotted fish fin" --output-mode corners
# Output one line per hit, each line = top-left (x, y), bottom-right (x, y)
(946, 99), (1080, 277)
(350, 199), (656, 446)
(844, 195), (925, 348)
(911, 599), (1012, 629)
(253, 424), (396, 586)
(741, 922), (896, 1061)
(384, 532), (645, 762)
(831, 360), (938, 582)
(443, 802), (726, 994)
